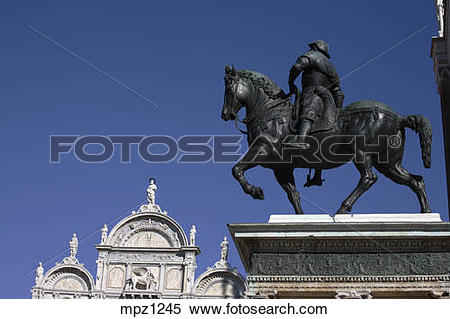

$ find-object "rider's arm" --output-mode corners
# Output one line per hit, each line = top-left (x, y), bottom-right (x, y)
(330, 83), (345, 108)
(288, 56), (310, 94)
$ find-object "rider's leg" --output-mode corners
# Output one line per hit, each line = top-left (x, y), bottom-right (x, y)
(292, 118), (313, 147)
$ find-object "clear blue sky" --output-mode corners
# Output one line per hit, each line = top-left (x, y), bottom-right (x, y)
(0, 0), (447, 298)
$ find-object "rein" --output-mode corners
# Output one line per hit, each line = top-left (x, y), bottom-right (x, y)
(228, 72), (291, 135)
(234, 97), (290, 135)
(235, 114), (248, 135)
(244, 97), (291, 125)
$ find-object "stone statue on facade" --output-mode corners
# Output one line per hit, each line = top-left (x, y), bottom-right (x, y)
(213, 236), (231, 269)
(220, 236), (229, 261)
(100, 224), (108, 244)
(135, 178), (165, 214)
(221, 42), (433, 215)
(436, 0), (445, 37)
(220, 236), (228, 261)
(35, 262), (44, 285)
(189, 225), (196, 246)
(70, 233), (78, 258)
(147, 178), (157, 206)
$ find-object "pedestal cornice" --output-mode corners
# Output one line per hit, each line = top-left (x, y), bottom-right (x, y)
(229, 214), (450, 298)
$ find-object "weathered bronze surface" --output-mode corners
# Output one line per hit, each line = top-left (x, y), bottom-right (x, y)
(221, 43), (433, 214)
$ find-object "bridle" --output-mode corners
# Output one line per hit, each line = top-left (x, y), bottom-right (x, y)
(225, 76), (249, 134)
(226, 74), (292, 135)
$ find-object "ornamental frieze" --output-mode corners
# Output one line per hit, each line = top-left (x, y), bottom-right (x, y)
(250, 252), (450, 276)
(246, 238), (450, 254)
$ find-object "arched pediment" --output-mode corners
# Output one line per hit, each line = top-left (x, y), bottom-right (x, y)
(42, 265), (94, 292)
(107, 213), (187, 248)
(194, 269), (247, 298)
(53, 276), (85, 291)
(124, 228), (172, 248)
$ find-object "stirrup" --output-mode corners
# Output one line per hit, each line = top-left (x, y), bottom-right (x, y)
(286, 136), (310, 149)
(304, 170), (324, 188)
(288, 142), (310, 149)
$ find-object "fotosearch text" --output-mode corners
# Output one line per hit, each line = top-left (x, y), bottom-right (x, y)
(50, 134), (402, 164)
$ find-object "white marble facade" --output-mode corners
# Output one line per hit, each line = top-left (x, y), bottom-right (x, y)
(31, 179), (246, 299)
(432, 0), (450, 94)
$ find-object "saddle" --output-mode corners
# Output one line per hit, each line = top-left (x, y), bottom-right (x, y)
(290, 86), (339, 134)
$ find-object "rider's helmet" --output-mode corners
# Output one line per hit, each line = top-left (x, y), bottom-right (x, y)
(308, 40), (330, 58)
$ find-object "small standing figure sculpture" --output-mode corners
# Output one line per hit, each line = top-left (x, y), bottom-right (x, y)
(135, 178), (164, 214)
(70, 233), (78, 258)
(147, 178), (157, 206)
(220, 236), (229, 262)
(35, 262), (44, 285)
(214, 236), (231, 268)
(437, 0), (445, 37)
(189, 225), (196, 246)
(101, 224), (108, 244)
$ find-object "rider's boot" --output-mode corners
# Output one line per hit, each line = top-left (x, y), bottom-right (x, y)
(290, 118), (313, 148)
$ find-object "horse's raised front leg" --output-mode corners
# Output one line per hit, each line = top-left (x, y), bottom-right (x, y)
(232, 161), (264, 200)
(336, 154), (378, 214)
(274, 168), (303, 214)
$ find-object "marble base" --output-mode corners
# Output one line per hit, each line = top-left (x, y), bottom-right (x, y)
(268, 213), (443, 223)
(228, 213), (450, 299)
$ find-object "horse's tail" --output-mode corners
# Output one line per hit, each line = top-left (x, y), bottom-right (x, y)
(400, 114), (432, 168)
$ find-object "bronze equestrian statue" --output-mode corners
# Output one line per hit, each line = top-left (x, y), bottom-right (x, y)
(220, 47), (432, 215)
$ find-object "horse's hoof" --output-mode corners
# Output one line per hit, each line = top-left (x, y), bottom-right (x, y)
(421, 209), (432, 214)
(251, 186), (264, 200)
(335, 207), (347, 215)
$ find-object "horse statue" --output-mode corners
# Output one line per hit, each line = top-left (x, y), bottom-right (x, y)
(220, 66), (432, 215)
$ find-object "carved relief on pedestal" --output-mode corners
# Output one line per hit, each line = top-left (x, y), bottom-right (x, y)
(429, 290), (450, 299)
(250, 252), (450, 276)
(335, 290), (372, 299)
(165, 267), (183, 291)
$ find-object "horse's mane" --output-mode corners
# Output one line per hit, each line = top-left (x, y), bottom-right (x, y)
(237, 70), (284, 100)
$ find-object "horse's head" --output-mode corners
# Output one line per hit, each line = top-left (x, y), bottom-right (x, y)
(221, 65), (251, 121)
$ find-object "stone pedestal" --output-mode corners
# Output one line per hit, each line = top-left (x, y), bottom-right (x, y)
(228, 214), (450, 299)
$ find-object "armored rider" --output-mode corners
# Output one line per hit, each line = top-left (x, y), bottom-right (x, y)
(287, 40), (344, 187)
